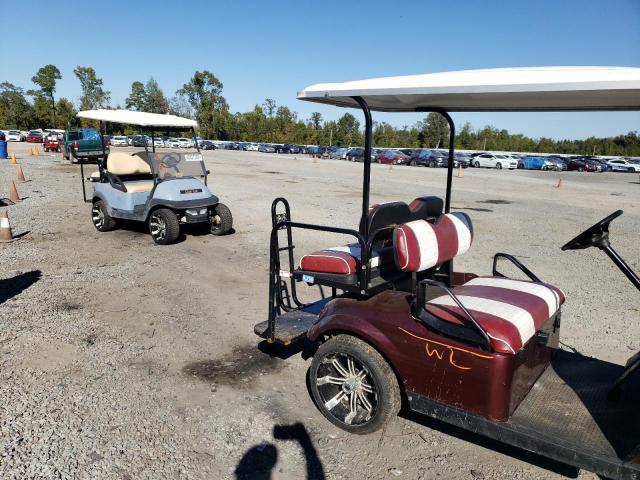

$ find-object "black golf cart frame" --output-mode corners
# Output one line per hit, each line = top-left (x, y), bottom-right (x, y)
(79, 125), (206, 203)
(265, 98), (456, 342)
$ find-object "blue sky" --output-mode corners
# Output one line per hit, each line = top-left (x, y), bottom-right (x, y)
(1, 0), (639, 139)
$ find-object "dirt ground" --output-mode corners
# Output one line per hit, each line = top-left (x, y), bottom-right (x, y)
(1, 142), (638, 480)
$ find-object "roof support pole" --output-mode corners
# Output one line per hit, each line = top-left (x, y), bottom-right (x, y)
(416, 108), (456, 213)
(352, 96), (372, 238)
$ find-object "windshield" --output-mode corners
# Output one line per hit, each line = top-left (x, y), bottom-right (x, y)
(148, 151), (206, 180)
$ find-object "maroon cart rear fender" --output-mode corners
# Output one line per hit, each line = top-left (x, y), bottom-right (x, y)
(308, 312), (401, 367)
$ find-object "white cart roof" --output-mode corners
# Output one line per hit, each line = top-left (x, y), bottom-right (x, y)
(297, 66), (640, 112)
(77, 109), (197, 128)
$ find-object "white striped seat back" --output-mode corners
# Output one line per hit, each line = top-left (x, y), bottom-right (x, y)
(393, 212), (473, 272)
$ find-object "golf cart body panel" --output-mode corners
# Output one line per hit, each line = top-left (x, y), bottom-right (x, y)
(94, 179), (218, 222)
(255, 66), (640, 479)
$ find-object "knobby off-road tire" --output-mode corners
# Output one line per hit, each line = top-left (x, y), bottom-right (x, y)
(149, 208), (180, 245)
(210, 203), (233, 236)
(92, 200), (117, 232)
(309, 335), (401, 435)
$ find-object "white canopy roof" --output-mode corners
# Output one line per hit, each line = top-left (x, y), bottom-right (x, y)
(297, 66), (640, 112)
(77, 109), (197, 128)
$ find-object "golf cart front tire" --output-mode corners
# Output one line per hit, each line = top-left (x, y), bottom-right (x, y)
(210, 203), (233, 236)
(92, 200), (117, 232)
(149, 208), (180, 245)
(309, 335), (401, 435)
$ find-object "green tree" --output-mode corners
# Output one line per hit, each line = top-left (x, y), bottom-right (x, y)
(263, 98), (276, 117)
(125, 81), (146, 111)
(144, 77), (168, 114)
(74, 66), (110, 111)
(418, 112), (449, 148)
(31, 64), (61, 126)
(335, 113), (361, 146)
(178, 70), (228, 139)
(0, 82), (33, 129)
(168, 94), (193, 118)
(31, 94), (52, 127)
(55, 98), (77, 129)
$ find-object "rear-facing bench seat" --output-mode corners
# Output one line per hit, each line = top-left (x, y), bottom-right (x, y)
(393, 213), (565, 354)
(296, 196), (445, 285)
(300, 244), (394, 276)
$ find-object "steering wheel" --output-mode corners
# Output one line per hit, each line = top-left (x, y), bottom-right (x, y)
(561, 210), (623, 251)
(159, 152), (181, 169)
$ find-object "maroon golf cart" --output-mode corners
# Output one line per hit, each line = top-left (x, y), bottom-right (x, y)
(254, 67), (640, 479)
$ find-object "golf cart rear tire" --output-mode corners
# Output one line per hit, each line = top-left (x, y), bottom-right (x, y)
(149, 208), (180, 245)
(210, 203), (233, 236)
(309, 335), (401, 435)
(92, 200), (117, 232)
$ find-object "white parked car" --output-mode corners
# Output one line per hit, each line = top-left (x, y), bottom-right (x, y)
(177, 137), (193, 148)
(166, 137), (181, 148)
(153, 137), (165, 148)
(472, 153), (518, 169)
(111, 135), (128, 146)
(606, 158), (640, 173)
(6, 130), (25, 141)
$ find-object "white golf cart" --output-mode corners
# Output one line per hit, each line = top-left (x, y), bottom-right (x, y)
(77, 109), (233, 245)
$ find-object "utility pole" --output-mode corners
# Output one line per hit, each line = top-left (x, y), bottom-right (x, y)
(329, 127), (333, 146)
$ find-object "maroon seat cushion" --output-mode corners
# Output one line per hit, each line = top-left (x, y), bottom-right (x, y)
(426, 276), (565, 355)
(300, 244), (394, 275)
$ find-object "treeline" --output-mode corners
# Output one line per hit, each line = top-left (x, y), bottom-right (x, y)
(1, 65), (639, 156)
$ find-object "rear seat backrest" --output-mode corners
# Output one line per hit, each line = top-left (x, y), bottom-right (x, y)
(107, 152), (152, 176)
(367, 196), (443, 237)
(393, 212), (473, 272)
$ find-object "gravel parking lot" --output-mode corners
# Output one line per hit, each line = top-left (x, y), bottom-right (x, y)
(1, 142), (639, 479)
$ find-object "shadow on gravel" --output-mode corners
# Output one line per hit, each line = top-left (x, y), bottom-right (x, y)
(477, 199), (513, 205)
(183, 344), (286, 388)
(402, 410), (579, 479)
(453, 205), (493, 213)
(235, 423), (325, 480)
(0, 270), (41, 305)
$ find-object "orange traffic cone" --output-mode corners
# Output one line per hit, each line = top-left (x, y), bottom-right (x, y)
(16, 165), (30, 183)
(8, 180), (21, 203)
(556, 178), (563, 188)
(10, 153), (17, 164)
(0, 209), (13, 242)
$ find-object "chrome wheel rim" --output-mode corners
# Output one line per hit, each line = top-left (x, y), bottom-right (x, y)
(92, 204), (104, 229)
(149, 214), (166, 241)
(316, 352), (377, 426)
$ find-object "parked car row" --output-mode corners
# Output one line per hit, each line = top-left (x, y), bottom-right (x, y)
(316, 146), (640, 173)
